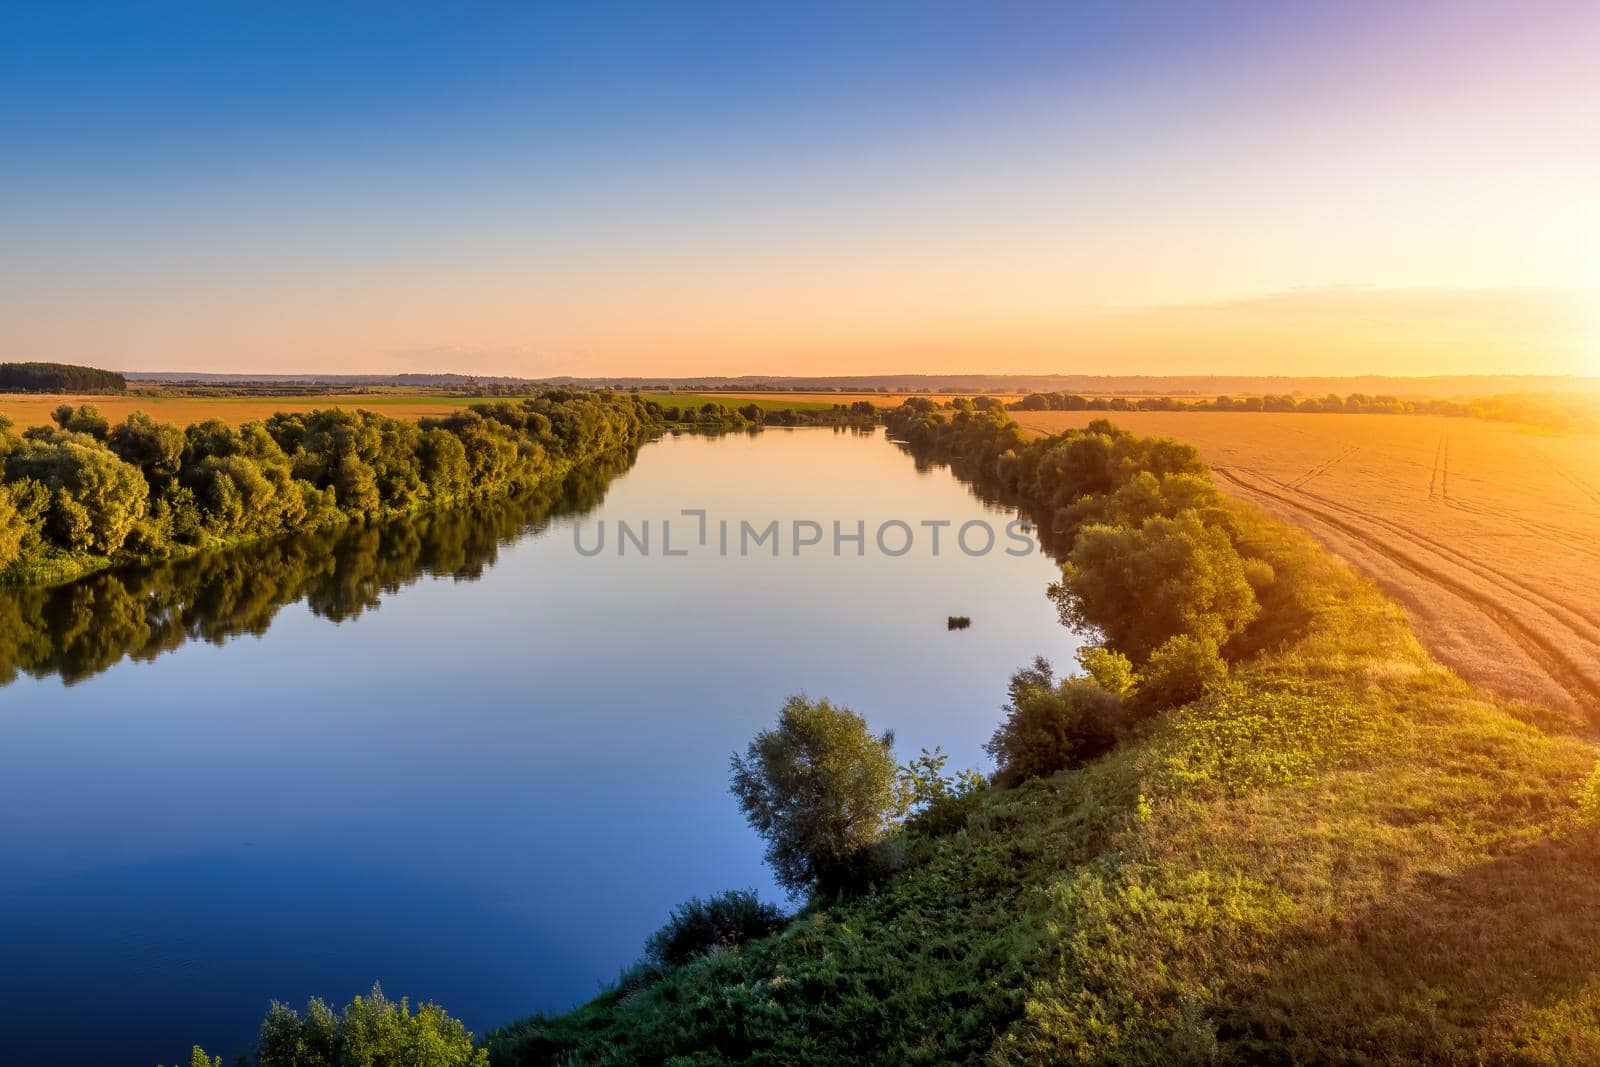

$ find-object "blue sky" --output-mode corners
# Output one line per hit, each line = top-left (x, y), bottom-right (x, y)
(1, 1), (1594, 376)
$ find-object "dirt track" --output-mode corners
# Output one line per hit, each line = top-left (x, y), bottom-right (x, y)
(1014, 411), (1600, 714)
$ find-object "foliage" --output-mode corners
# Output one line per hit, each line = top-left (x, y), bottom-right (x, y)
(0, 485), (24, 569)
(0, 448), (638, 687)
(1076, 644), (1136, 698)
(984, 657), (1126, 787)
(256, 984), (487, 1067)
(1053, 509), (1259, 663)
(0, 390), (658, 585)
(1008, 388), (1600, 435)
(898, 746), (987, 837)
(730, 695), (906, 896)
(51, 402), (111, 439)
(643, 890), (789, 968)
(1134, 633), (1228, 711)
(1576, 761), (1600, 823)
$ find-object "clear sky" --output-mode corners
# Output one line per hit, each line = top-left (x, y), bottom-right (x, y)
(1, 1), (1594, 378)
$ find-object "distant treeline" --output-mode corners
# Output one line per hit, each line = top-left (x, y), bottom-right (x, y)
(0, 361), (127, 394)
(1010, 390), (1600, 434)
(0, 391), (656, 586)
(655, 398), (878, 427)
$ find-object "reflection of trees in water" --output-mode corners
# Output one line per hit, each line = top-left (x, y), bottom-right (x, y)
(0, 446), (639, 687)
(893, 440), (1071, 562)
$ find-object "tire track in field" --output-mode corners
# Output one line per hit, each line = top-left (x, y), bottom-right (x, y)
(1427, 435), (1444, 502)
(1241, 466), (1600, 635)
(1289, 446), (1359, 490)
(1441, 436), (1452, 500)
(1214, 466), (1600, 713)
(1551, 464), (1600, 510)
(1441, 497), (1600, 564)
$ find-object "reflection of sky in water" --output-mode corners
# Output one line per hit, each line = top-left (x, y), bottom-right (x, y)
(0, 428), (1077, 1064)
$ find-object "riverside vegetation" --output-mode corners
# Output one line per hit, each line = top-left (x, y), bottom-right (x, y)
(173, 398), (1600, 1065)
(0, 389), (874, 589)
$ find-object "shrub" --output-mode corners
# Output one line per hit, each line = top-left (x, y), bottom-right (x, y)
(643, 890), (788, 968)
(256, 983), (487, 1067)
(1136, 634), (1228, 711)
(985, 657), (1125, 788)
(730, 695), (906, 896)
(900, 746), (987, 837)
(1576, 762), (1600, 824)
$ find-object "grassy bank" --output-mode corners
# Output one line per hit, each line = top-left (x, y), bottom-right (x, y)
(487, 403), (1600, 1064)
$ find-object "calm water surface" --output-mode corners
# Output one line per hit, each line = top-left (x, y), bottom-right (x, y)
(0, 428), (1077, 1064)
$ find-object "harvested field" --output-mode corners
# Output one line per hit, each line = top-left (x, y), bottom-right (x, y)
(707, 391), (1026, 407)
(1013, 410), (1600, 713)
(0, 392), (477, 430)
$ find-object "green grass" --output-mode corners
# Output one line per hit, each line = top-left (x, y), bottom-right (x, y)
(635, 392), (840, 413)
(488, 502), (1600, 1065)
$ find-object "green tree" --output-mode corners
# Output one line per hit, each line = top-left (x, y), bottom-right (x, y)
(730, 695), (905, 896)
(3, 437), (148, 553)
(108, 411), (185, 482)
(1052, 509), (1258, 663)
(50, 402), (111, 440)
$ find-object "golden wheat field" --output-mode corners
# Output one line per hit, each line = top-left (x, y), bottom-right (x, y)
(1014, 410), (1600, 714)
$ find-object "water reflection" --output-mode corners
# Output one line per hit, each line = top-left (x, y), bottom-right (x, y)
(0, 445), (641, 688)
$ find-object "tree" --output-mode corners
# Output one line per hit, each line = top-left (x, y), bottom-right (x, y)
(3, 437), (148, 553)
(108, 411), (185, 483)
(50, 403), (112, 440)
(729, 695), (905, 896)
(1051, 509), (1258, 663)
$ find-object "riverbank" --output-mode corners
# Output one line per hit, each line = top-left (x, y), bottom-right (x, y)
(486, 402), (1600, 1064)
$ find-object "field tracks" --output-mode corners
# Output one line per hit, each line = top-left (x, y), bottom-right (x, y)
(1427, 433), (1452, 502)
(1290, 445), (1359, 490)
(1550, 462), (1600, 511)
(1213, 464), (1600, 712)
